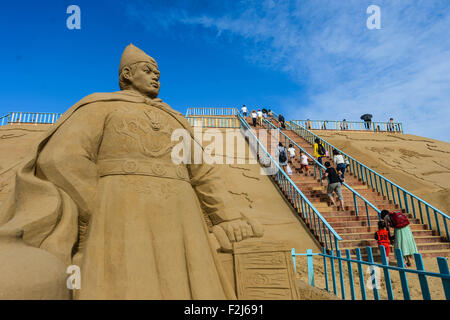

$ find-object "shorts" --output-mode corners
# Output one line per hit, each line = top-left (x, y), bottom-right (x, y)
(327, 182), (343, 200)
(300, 164), (309, 171)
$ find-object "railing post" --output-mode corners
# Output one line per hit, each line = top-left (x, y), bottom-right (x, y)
(403, 191), (410, 213)
(330, 250), (337, 296)
(366, 246), (380, 300)
(353, 194), (359, 216)
(355, 248), (367, 300)
(414, 253), (431, 300)
(345, 249), (356, 300)
(323, 248), (330, 292)
(337, 250), (346, 300)
(437, 257), (450, 300)
(394, 248), (411, 300)
(434, 210), (441, 236)
(291, 248), (297, 273)
(306, 249), (315, 287)
(379, 245), (394, 300)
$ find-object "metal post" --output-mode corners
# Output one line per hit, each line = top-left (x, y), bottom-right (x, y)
(307, 249), (315, 287)
(414, 253), (431, 300)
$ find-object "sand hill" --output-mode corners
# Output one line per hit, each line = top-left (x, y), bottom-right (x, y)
(0, 123), (448, 299)
(314, 130), (450, 215)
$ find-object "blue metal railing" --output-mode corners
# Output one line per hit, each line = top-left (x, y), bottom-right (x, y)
(292, 247), (450, 300)
(287, 121), (450, 241)
(0, 112), (63, 125)
(262, 119), (382, 226)
(238, 113), (342, 251)
(0, 113), (9, 126)
(185, 116), (240, 128)
(185, 107), (239, 117)
(292, 119), (403, 133)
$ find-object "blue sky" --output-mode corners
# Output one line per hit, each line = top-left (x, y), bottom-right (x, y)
(1, 1), (449, 141)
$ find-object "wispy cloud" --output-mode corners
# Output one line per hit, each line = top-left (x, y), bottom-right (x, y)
(124, 0), (450, 141)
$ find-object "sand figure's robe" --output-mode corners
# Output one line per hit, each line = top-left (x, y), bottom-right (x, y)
(0, 90), (238, 299)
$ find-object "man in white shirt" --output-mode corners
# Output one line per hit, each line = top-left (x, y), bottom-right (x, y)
(333, 149), (346, 179)
(251, 110), (257, 127)
(241, 105), (248, 117)
(287, 144), (296, 162)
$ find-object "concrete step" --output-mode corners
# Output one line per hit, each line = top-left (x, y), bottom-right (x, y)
(339, 236), (444, 248)
(345, 247), (450, 260)
(328, 219), (420, 228)
(339, 230), (435, 240)
(341, 241), (450, 251)
(333, 224), (430, 234)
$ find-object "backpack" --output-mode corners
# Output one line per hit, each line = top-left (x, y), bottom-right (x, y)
(388, 211), (410, 229)
(279, 148), (287, 163)
(318, 143), (326, 156)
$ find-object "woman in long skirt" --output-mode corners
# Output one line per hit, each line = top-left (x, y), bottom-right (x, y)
(381, 210), (418, 267)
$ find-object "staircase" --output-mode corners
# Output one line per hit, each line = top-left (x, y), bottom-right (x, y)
(246, 116), (450, 261)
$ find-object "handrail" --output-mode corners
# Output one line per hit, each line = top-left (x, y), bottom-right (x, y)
(292, 119), (403, 133)
(287, 121), (449, 240)
(263, 119), (382, 226)
(0, 113), (10, 126)
(185, 107), (239, 117)
(185, 116), (240, 128)
(237, 113), (342, 251)
(292, 247), (450, 300)
(0, 112), (63, 125)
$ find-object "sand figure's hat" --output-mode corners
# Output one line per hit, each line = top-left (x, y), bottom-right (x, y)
(119, 43), (157, 74)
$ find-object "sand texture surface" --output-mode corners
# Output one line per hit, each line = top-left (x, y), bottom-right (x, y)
(314, 130), (450, 215)
(1, 124), (448, 300)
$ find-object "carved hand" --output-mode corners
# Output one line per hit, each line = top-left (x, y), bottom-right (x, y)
(212, 214), (263, 253)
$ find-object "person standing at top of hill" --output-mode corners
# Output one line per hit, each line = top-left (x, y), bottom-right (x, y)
(388, 117), (395, 132)
(314, 138), (326, 165)
(257, 109), (263, 126)
(321, 161), (345, 211)
(251, 110), (257, 127)
(306, 119), (312, 130)
(381, 210), (418, 267)
(333, 149), (346, 180)
(268, 109), (274, 119)
(241, 105), (248, 117)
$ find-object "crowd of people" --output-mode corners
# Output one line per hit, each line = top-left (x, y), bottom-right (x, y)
(301, 118), (400, 132)
(241, 105), (275, 127)
(277, 136), (418, 267)
(242, 105), (417, 267)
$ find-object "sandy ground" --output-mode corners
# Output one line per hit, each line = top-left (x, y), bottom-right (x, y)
(0, 124), (448, 300)
(0, 124), (321, 253)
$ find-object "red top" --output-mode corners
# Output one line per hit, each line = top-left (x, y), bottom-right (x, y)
(375, 229), (390, 246)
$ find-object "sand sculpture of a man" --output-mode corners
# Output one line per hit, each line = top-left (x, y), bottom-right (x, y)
(0, 44), (263, 299)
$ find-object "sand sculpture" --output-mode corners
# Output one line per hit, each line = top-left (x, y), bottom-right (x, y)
(0, 44), (269, 299)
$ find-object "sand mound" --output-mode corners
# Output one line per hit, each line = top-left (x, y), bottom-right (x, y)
(314, 130), (450, 215)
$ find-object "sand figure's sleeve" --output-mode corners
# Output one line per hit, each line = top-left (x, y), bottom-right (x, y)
(37, 104), (106, 221)
(189, 162), (241, 226)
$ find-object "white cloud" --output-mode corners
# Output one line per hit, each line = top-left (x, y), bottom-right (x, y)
(125, 0), (450, 141)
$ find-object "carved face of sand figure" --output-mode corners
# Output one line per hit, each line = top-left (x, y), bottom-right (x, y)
(122, 62), (161, 98)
